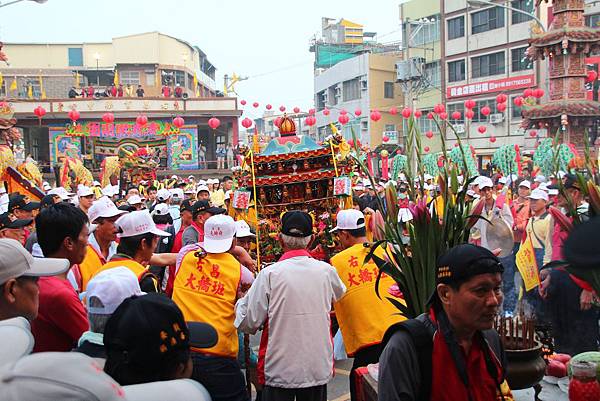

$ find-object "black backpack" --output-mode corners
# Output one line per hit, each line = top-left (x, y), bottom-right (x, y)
(382, 314), (507, 401)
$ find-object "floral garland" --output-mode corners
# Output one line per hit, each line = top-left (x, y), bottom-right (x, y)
(492, 144), (519, 175)
(533, 138), (575, 176)
(448, 144), (478, 176)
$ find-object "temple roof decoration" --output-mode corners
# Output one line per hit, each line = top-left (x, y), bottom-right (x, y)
(521, 100), (600, 128)
(279, 114), (296, 137)
(255, 169), (336, 187)
(528, 28), (600, 60)
(260, 135), (322, 156)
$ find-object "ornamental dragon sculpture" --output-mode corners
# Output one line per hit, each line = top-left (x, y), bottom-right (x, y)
(100, 146), (159, 188)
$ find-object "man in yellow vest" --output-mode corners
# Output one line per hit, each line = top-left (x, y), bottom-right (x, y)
(172, 214), (248, 401)
(92, 210), (171, 292)
(76, 197), (126, 292)
(330, 209), (405, 401)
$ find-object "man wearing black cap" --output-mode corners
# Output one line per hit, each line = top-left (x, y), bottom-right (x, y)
(181, 200), (225, 247)
(378, 244), (511, 401)
(0, 212), (32, 245)
(235, 210), (346, 401)
(8, 193), (40, 221)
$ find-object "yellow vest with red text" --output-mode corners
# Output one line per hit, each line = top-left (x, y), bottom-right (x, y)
(330, 243), (405, 356)
(172, 251), (241, 358)
(78, 244), (106, 292)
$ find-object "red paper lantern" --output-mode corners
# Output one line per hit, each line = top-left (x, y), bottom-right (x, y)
(274, 117), (282, 128)
(338, 114), (350, 125)
(396, 149), (401, 155)
(401, 107), (412, 118)
(433, 103), (445, 114)
(523, 88), (534, 98)
(266, 104), (272, 110)
(293, 106), (300, 113)
(425, 130), (433, 138)
(348, 139), (354, 146)
(414, 110), (422, 118)
(478, 126), (487, 134)
(308, 108), (315, 115)
(323, 108), (330, 116)
(340, 109), (347, 115)
(136, 114), (148, 126)
(208, 117), (221, 129)
(253, 102), (259, 108)
(370, 110), (382, 122)
(240, 100), (246, 106)
(490, 136), (497, 143)
(496, 94), (508, 104)
(533, 88), (544, 98)
(102, 112), (114, 124)
(451, 111), (461, 120)
(439, 112), (448, 120)
(427, 112), (434, 120)
(481, 106), (491, 116)
(389, 106), (398, 115)
(529, 130), (537, 137)
(279, 106), (286, 112)
(173, 116), (185, 128)
(424, 146), (430, 152)
(454, 143), (459, 147)
(382, 135), (389, 142)
(465, 109), (475, 119)
(497, 103), (507, 112)
(354, 109), (362, 116)
(514, 96), (524, 107)
(464, 99), (476, 109)
(586, 70), (598, 83)
(68, 109), (80, 122)
(305, 116), (316, 126)
(241, 117), (253, 129)
(34, 106), (46, 118)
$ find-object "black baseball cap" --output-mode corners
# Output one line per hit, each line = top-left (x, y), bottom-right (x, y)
(281, 210), (313, 237)
(40, 194), (59, 208)
(180, 199), (194, 213)
(103, 293), (218, 374)
(192, 200), (225, 216)
(8, 194), (40, 212)
(427, 244), (504, 304)
(0, 213), (32, 230)
(548, 173), (581, 191)
(563, 217), (600, 270)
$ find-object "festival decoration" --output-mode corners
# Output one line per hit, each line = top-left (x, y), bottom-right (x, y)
(100, 146), (159, 189)
(497, 103), (507, 112)
(253, 102), (259, 108)
(33, 106), (46, 118)
(102, 112), (114, 124)
(439, 112), (448, 120)
(241, 117), (253, 129)
(425, 130), (433, 139)
(279, 106), (286, 112)
(451, 111), (461, 120)
(533, 88), (544, 98)
(340, 109), (347, 115)
(266, 104), (272, 110)
(492, 144), (520, 175)
(529, 130), (537, 137)
(323, 108), (330, 116)
(382, 135), (389, 142)
(401, 107), (412, 119)
(389, 106), (398, 115)
(523, 88), (534, 98)
(465, 99), (476, 109)
(208, 117), (221, 130)
(338, 114), (350, 125)
(448, 144), (478, 176)
(390, 154), (407, 181)
(496, 94), (508, 104)
(433, 103), (445, 114)
(465, 109), (475, 119)
(173, 116), (185, 128)
(354, 109), (362, 116)
(586, 70), (597, 83)
(304, 116), (316, 126)
(514, 96), (524, 107)
(421, 153), (439, 176)
(136, 114), (148, 126)
(490, 136), (497, 143)
(68, 109), (80, 122)
(481, 106), (491, 116)
(370, 110), (382, 122)
(414, 110), (422, 118)
(274, 117), (282, 128)
(380, 150), (389, 180)
(533, 138), (576, 177)
(478, 126), (487, 134)
(424, 146), (430, 152)
(240, 100), (246, 106)
(427, 112), (434, 120)
(293, 106), (300, 113)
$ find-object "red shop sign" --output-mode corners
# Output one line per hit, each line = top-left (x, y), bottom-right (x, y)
(446, 74), (535, 99)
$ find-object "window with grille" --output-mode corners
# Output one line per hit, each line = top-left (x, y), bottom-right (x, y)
(447, 16), (465, 40)
(472, 99), (494, 122)
(343, 78), (360, 101)
(120, 71), (140, 85)
(384, 82), (394, 99)
(472, 51), (505, 78)
(511, 47), (533, 72)
(512, 0), (533, 25)
(472, 7), (505, 34)
(448, 60), (466, 82)
(425, 61), (441, 88)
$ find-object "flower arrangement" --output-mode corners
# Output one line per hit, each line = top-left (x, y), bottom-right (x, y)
(350, 103), (487, 318)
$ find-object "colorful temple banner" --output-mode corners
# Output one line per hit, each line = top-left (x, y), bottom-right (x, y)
(167, 127), (198, 170)
(49, 127), (82, 165)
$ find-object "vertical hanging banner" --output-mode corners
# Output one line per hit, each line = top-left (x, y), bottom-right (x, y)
(167, 126), (198, 170)
(515, 232), (540, 291)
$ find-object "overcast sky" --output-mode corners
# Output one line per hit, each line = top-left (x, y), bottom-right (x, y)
(0, 0), (402, 119)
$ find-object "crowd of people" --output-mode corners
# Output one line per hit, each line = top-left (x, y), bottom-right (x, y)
(68, 83), (189, 99)
(0, 165), (598, 401)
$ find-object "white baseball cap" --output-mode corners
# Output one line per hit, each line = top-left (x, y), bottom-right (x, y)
(519, 180), (532, 189)
(48, 187), (74, 200)
(0, 239), (70, 285)
(528, 188), (549, 202)
(498, 176), (508, 185)
(170, 188), (184, 199)
(197, 179), (207, 186)
(116, 210), (171, 238)
(478, 177), (493, 190)
(77, 185), (94, 197)
(548, 188), (559, 196)
(534, 175), (546, 183)
(85, 267), (145, 315)
(187, 175), (195, 180)
(204, 214), (236, 253)
(151, 203), (169, 217)
(171, 174), (178, 179)
(88, 196), (127, 224)
(196, 185), (210, 193)
(156, 188), (172, 202)
(127, 195), (144, 205)
(101, 185), (117, 197)
(424, 174), (433, 181)
(42, 182), (51, 191)
(92, 180), (101, 187)
(330, 209), (366, 232)
(235, 220), (255, 238)
(466, 189), (480, 199)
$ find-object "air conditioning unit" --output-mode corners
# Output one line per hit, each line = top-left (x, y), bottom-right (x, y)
(453, 124), (465, 134)
(360, 77), (368, 90)
(489, 113), (504, 124)
(321, 92), (328, 103)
